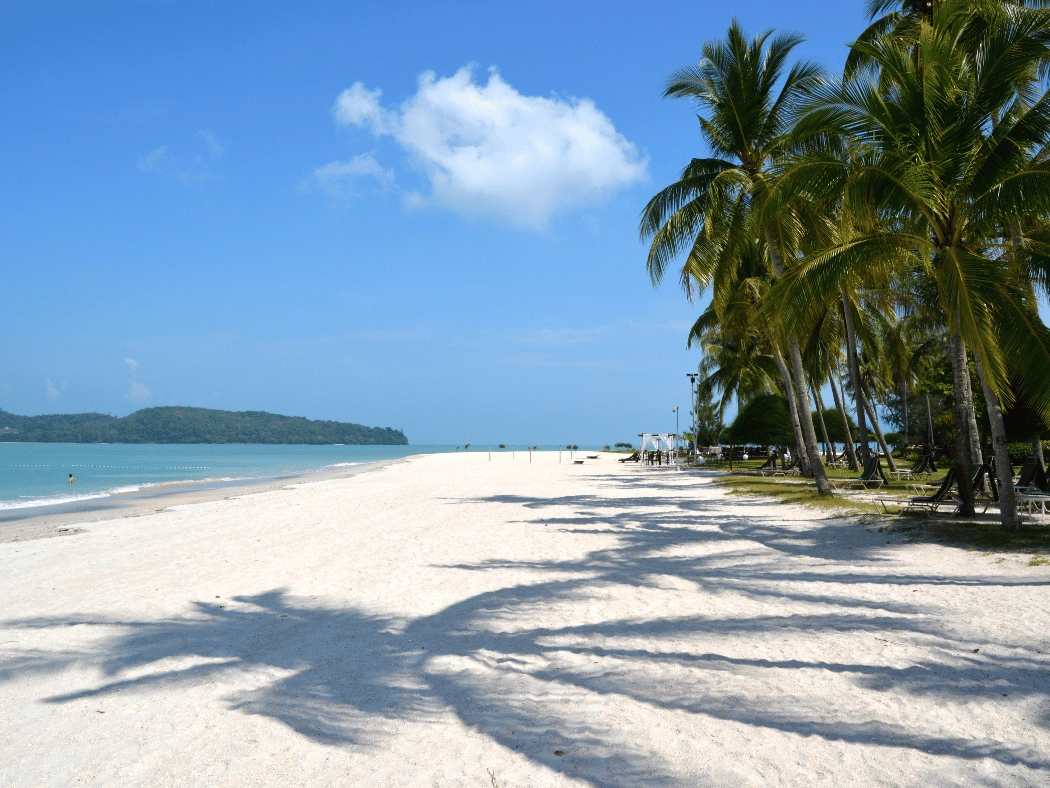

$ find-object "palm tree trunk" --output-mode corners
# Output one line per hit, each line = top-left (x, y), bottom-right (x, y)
(831, 368), (859, 471)
(812, 382), (833, 462)
(949, 330), (977, 516)
(1034, 437), (1045, 467)
(902, 378), (909, 451)
(789, 340), (833, 492)
(862, 391), (897, 472)
(925, 394), (936, 458)
(773, 347), (808, 474)
(964, 371), (982, 464)
(841, 288), (869, 462)
(973, 356), (1020, 529)
(766, 231), (832, 494)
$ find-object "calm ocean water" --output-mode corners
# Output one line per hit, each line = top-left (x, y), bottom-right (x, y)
(0, 443), (463, 511)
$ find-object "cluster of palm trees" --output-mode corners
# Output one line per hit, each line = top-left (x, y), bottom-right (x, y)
(642, 0), (1050, 529)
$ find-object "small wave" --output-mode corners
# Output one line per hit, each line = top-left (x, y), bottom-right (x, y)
(0, 476), (245, 511)
(0, 492), (113, 510)
(324, 462), (365, 469)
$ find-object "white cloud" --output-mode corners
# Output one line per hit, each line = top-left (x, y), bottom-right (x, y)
(331, 67), (648, 227)
(138, 132), (221, 185)
(45, 378), (61, 401)
(137, 146), (168, 173)
(126, 381), (152, 401)
(312, 152), (395, 196)
(333, 83), (389, 132)
(124, 357), (140, 372)
(197, 129), (222, 157)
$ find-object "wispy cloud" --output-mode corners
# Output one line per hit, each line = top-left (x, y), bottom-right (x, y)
(137, 146), (168, 174)
(45, 378), (61, 401)
(126, 381), (152, 402)
(310, 152), (395, 198)
(137, 130), (223, 186)
(329, 66), (648, 227)
(123, 358), (152, 402)
(197, 129), (222, 157)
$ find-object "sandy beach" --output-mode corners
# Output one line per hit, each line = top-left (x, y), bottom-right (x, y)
(1, 451), (1048, 786)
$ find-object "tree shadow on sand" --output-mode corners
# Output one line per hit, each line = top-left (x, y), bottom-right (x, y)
(3, 472), (1050, 785)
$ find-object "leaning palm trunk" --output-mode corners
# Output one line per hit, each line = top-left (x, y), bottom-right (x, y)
(902, 378), (909, 451)
(811, 382), (833, 462)
(789, 339), (833, 489)
(773, 347), (809, 474)
(925, 394), (936, 458)
(769, 236), (832, 494)
(974, 356), (1020, 529)
(831, 369), (859, 470)
(1034, 437), (1046, 467)
(862, 392), (897, 472)
(840, 289), (869, 462)
(949, 330), (977, 516)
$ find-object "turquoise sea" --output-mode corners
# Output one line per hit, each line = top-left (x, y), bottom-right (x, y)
(0, 443), (461, 512)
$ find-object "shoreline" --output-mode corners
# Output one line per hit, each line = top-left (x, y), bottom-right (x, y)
(0, 456), (410, 543)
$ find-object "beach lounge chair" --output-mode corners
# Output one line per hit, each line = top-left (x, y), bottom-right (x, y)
(969, 464), (1000, 512)
(770, 457), (801, 477)
(891, 454), (932, 481)
(831, 457), (888, 491)
(1013, 457), (1043, 491)
(586, 455), (598, 459)
(876, 467), (960, 516)
(618, 452), (641, 463)
(749, 456), (777, 476)
(897, 463), (999, 513)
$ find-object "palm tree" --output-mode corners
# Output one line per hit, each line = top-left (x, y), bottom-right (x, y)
(640, 20), (833, 495)
(768, 1), (1050, 525)
(690, 238), (812, 466)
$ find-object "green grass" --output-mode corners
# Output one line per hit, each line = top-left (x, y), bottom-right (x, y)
(713, 475), (877, 515)
(713, 467), (1050, 555)
(880, 519), (1050, 553)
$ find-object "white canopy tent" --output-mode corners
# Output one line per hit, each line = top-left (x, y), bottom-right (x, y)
(638, 433), (677, 466)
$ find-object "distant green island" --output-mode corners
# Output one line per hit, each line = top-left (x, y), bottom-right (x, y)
(0, 406), (407, 445)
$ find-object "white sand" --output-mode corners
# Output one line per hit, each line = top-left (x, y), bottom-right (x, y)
(1, 452), (1048, 786)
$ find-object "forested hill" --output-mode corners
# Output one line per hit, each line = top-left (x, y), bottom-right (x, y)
(0, 407), (407, 445)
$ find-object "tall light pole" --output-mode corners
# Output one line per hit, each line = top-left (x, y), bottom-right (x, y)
(672, 406), (679, 464)
(687, 372), (699, 461)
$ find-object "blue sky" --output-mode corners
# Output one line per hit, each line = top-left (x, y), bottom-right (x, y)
(0, 0), (867, 444)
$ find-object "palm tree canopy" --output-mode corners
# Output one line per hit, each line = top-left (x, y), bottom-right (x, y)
(766, 1), (1050, 423)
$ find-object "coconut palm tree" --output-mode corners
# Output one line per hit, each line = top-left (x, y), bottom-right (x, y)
(640, 20), (834, 495)
(767, 0), (1050, 524)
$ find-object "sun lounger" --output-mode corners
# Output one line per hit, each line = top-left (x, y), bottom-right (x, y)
(618, 452), (641, 463)
(586, 455), (598, 459)
(1014, 458), (1046, 492)
(831, 457), (888, 491)
(769, 458), (800, 477)
(1018, 492), (1050, 520)
(891, 454), (932, 481)
(876, 467), (960, 516)
(742, 456), (777, 476)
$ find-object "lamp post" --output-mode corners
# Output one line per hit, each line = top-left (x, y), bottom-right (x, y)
(687, 372), (699, 461)
(672, 406), (679, 465)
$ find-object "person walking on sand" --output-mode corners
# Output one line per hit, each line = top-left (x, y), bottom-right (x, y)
(68, 473), (76, 484)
